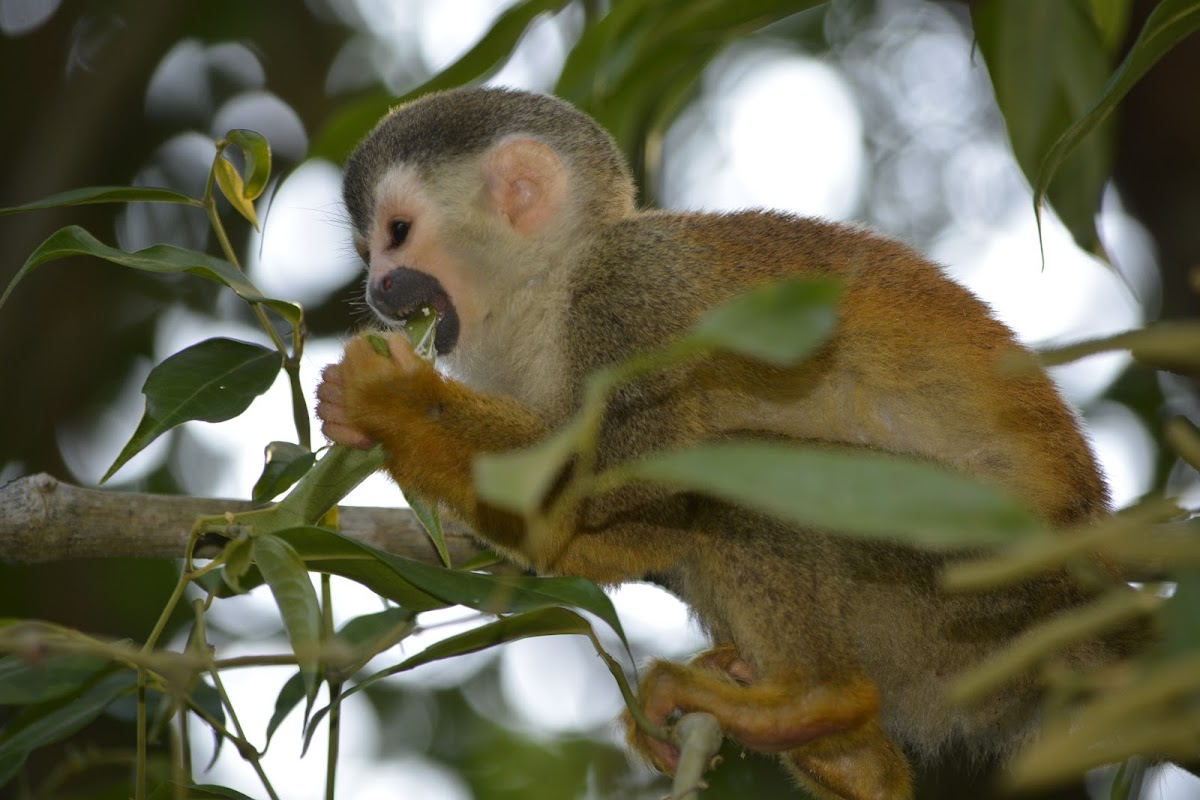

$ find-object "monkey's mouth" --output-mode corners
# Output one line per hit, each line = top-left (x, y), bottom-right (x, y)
(368, 266), (461, 355)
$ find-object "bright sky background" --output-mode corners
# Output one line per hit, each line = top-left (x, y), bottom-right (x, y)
(37, 0), (1199, 797)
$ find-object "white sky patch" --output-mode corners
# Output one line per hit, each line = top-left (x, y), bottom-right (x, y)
(661, 48), (864, 221)
(1087, 401), (1156, 510)
(249, 159), (363, 308)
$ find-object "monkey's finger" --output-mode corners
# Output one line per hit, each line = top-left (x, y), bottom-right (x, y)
(320, 419), (376, 450)
(343, 335), (382, 364)
(315, 376), (345, 405)
(385, 332), (422, 373)
(319, 362), (344, 386)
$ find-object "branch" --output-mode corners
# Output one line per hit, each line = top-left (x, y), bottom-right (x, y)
(0, 473), (480, 565)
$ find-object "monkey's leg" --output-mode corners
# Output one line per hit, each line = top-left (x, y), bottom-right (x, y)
(626, 655), (911, 800)
(781, 717), (913, 800)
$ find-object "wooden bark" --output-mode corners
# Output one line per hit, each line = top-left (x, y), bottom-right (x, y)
(0, 473), (479, 565)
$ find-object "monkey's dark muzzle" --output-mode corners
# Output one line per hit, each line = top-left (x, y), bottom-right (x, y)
(368, 266), (460, 355)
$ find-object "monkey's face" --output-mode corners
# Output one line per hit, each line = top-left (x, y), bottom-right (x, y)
(359, 166), (480, 356)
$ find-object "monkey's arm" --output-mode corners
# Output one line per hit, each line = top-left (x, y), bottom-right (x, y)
(317, 334), (546, 556)
(317, 333), (696, 577)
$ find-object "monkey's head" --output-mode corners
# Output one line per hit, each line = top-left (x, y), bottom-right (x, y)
(342, 87), (636, 356)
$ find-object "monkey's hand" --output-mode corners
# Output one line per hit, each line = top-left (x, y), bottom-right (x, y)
(316, 333), (547, 547)
(625, 648), (912, 800)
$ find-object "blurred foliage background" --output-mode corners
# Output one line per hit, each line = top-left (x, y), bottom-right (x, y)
(2, 0), (1199, 798)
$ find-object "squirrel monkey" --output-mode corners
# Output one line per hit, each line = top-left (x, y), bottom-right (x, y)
(316, 87), (1134, 799)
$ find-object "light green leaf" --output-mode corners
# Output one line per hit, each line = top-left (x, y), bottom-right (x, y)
(624, 441), (1046, 549)
(225, 129), (272, 200)
(254, 535), (322, 701)
(0, 185), (201, 215)
(689, 277), (840, 366)
(474, 419), (582, 515)
(214, 156), (259, 229)
(103, 338), (281, 482)
(406, 492), (452, 567)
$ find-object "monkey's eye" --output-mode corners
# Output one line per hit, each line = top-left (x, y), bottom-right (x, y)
(389, 220), (411, 248)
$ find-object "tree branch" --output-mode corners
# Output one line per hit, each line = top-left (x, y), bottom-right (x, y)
(0, 473), (480, 565)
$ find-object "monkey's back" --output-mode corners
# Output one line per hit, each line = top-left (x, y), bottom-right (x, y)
(567, 209), (1109, 528)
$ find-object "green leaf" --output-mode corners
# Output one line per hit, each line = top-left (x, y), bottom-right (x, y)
(234, 444), (387, 535)
(311, 0), (571, 162)
(103, 338), (281, 482)
(406, 492), (452, 567)
(972, 0), (1113, 250)
(275, 527), (627, 646)
(1163, 570), (1200, 660)
(559, 0), (823, 191)
(254, 535), (322, 701)
(1031, 0), (1200, 243)
(225, 129), (272, 200)
(221, 535), (255, 594)
(252, 441), (318, 505)
(0, 654), (109, 704)
(689, 277), (840, 366)
(0, 671), (135, 782)
(0, 225), (302, 326)
(474, 418), (582, 515)
(0, 185), (201, 215)
(187, 786), (257, 800)
(214, 156), (259, 229)
(265, 671), (306, 747)
(336, 607), (416, 651)
(0, 750), (22, 791)
(623, 441), (1046, 549)
(303, 607), (601, 751)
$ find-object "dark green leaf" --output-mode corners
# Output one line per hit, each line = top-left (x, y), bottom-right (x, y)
(275, 527), (627, 646)
(272, 526), (447, 612)
(311, 0), (571, 162)
(225, 129), (272, 200)
(474, 419), (582, 515)
(1030, 0), (1200, 244)
(336, 607), (416, 650)
(689, 278), (840, 366)
(304, 607), (598, 750)
(188, 786), (257, 800)
(972, 0), (1113, 250)
(1163, 570), (1200, 660)
(265, 671), (306, 747)
(0, 749), (23, 789)
(0, 654), (109, 704)
(103, 338), (281, 482)
(252, 441), (318, 505)
(255, 535), (322, 700)
(0, 226), (302, 326)
(624, 441), (1046, 549)
(0, 185), (201, 215)
(0, 672), (135, 774)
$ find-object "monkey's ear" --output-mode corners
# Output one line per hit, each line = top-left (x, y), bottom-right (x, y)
(482, 137), (567, 236)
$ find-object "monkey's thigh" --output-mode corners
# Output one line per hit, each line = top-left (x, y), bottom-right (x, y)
(781, 715), (913, 800)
